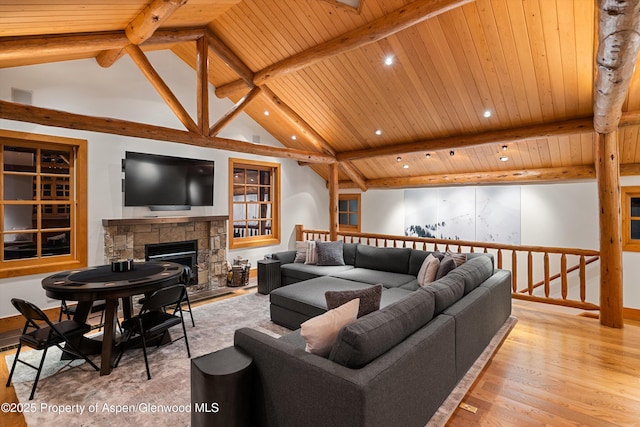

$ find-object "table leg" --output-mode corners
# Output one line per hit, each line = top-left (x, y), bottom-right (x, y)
(100, 299), (118, 376)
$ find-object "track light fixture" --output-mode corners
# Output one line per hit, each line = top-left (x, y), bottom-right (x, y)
(449, 150), (455, 156)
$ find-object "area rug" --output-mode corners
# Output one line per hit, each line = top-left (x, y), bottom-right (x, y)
(6, 292), (516, 426)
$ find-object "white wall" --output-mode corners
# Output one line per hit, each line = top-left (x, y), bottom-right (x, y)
(0, 51), (328, 317)
(353, 181), (640, 309)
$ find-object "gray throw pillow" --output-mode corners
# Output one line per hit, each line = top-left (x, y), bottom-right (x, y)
(325, 284), (382, 318)
(316, 240), (345, 266)
(329, 290), (435, 368)
(435, 254), (456, 280)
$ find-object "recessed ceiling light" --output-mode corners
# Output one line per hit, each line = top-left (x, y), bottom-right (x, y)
(291, 135), (297, 140)
(499, 156), (509, 162)
(403, 164), (409, 169)
(384, 55), (394, 66)
(483, 110), (491, 118)
(425, 153), (431, 158)
(264, 110), (270, 116)
(375, 129), (383, 136)
(396, 156), (402, 162)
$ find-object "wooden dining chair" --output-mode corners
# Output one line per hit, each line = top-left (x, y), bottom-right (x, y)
(6, 298), (99, 400)
(114, 284), (191, 380)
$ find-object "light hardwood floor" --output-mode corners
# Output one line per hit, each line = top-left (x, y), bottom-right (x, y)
(2, 299), (639, 426)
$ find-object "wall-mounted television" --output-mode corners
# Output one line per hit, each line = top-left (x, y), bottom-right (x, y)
(123, 151), (214, 210)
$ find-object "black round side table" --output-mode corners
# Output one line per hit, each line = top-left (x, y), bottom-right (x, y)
(191, 346), (254, 427)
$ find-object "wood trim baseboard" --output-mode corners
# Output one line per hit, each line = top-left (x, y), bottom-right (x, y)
(623, 307), (640, 321)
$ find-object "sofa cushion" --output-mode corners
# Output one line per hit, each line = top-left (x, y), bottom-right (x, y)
(270, 276), (375, 316)
(354, 245), (411, 274)
(294, 241), (307, 263)
(446, 250), (467, 267)
(435, 254), (457, 280)
(304, 240), (318, 265)
(329, 290), (436, 368)
(330, 268), (416, 289)
(325, 284), (382, 318)
(301, 298), (360, 357)
(447, 255), (494, 295)
(316, 240), (345, 266)
(421, 274), (465, 314)
(280, 263), (353, 282)
(343, 243), (358, 266)
(417, 254), (440, 286)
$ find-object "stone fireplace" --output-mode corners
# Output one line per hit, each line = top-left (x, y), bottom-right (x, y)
(102, 215), (229, 292)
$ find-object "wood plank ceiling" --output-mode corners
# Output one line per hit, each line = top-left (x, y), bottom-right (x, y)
(1, 0), (640, 189)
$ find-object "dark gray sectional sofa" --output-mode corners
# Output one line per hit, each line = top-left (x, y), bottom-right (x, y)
(233, 243), (512, 426)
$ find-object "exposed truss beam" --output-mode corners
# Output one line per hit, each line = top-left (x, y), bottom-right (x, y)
(0, 100), (335, 164)
(260, 86), (367, 191)
(0, 32), (129, 62)
(126, 45), (199, 133)
(97, 0), (187, 68)
(0, 29), (203, 64)
(336, 117), (595, 161)
(205, 28), (255, 87)
(196, 36), (210, 134)
(210, 87), (262, 136)
(339, 165), (597, 189)
(214, 0), (475, 98)
(594, 0), (640, 134)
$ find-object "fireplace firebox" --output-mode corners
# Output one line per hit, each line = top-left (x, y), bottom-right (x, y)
(145, 240), (198, 285)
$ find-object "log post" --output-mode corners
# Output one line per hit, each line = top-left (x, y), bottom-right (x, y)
(295, 224), (304, 242)
(596, 131), (624, 328)
(328, 163), (339, 241)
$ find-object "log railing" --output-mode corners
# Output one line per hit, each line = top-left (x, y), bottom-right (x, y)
(296, 225), (600, 311)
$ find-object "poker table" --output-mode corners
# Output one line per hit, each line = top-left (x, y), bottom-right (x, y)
(42, 261), (184, 375)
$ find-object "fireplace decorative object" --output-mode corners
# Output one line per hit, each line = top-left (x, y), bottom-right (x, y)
(145, 240), (198, 285)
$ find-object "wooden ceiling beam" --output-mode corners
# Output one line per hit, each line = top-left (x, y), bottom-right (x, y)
(593, 0), (640, 134)
(210, 87), (262, 136)
(126, 45), (200, 133)
(96, 0), (187, 68)
(337, 117), (594, 161)
(0, 32), (129, 62)
(214, 0), (474, 98)
(0, 100), (335, 164)
(259, 86), (367, 190)
(196, 36), (210, 134)
(205, 28), (255, 87)
(0, 29), (203, 64)
(339, 165), (598, 189)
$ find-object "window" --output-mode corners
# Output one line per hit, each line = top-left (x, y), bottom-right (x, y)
(622, 186), (640, 251)
(339, 193), (360, 232)
(0, 129), (87, 277)
(229, 158), (280, 249)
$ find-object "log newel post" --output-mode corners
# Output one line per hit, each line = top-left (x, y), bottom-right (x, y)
(329, 163), (339, 241)
(596, 131), (624, 328)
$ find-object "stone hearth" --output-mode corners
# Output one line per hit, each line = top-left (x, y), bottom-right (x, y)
(102, 215), (228, 291)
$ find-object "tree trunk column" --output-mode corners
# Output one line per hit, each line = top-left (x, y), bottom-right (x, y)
(596, 131), (624, 328)
(329, 163), (339, 241)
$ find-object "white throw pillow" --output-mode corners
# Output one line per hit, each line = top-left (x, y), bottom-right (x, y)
(294, 240), (307, 263)
(301, 298), (360, 357)
(417, 254), (440, 286)
(304, 240), (318, 265)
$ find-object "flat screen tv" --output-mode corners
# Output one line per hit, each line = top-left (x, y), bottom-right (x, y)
(124, 151), (214, 210)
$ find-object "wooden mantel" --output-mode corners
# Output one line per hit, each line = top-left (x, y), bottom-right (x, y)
(102, 215), (229, 227)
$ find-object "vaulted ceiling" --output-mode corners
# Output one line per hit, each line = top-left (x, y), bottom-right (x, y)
(1, 0), (640, 190)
